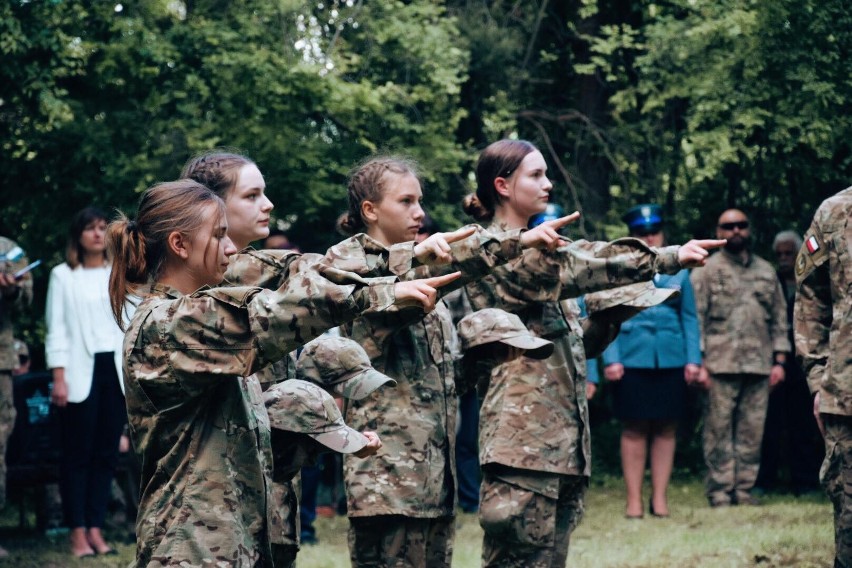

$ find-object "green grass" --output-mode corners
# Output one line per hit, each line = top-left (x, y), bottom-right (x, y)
(1, 477), (834, 567)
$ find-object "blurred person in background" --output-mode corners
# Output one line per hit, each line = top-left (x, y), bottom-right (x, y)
(46, 206), (127, 557)
(0, 237), (33, 559)
(598, 204), (702, 518)
(691, 209), (790, 508)
(755, 230), (823, 496)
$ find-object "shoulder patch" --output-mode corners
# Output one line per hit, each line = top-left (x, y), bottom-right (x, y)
(795, 228), (828, 281)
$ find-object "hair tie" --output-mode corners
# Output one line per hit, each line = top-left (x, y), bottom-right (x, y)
(127, 220), (138, 234)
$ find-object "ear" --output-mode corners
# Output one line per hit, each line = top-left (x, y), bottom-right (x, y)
(361, 200), (378, 224)
(494, 176), (511, 199)
(167, 231), (190, 260)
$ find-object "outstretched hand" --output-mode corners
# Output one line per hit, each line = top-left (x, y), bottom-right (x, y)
(414, 227), (478, 264)
(521, 212), (581, 251)
(393, 271), (461, 312)
(677, 239), (727, 268)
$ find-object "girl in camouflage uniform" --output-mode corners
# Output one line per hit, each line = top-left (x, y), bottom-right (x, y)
(462, 139), (723, 567)
(107, 179), (453, 568)
(336, 156), (573, 568)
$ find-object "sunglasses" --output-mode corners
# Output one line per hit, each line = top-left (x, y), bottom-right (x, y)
(718, 221), (749, 231)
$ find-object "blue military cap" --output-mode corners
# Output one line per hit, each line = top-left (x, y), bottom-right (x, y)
(622, 203), (663, 234)
(529, 203), (565, 229)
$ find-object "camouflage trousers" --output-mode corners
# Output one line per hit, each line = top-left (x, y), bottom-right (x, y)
(348, 515), (455, 568)
(703, 373), (768, 504)
(0, 372), (15, 509)
(821, 415), (852, 568)
(479, 468), (586, 568)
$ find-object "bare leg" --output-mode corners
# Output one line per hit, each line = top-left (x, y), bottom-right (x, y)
(87, 527), (113, 554)
(621, 420), (650, 517)
(649, 421), (677, 516)
(70, 527), (95, 558)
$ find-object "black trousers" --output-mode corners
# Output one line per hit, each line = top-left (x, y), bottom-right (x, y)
(59, 352), (127, 529)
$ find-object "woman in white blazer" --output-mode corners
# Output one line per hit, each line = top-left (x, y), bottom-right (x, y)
(46, 206), (126, 558)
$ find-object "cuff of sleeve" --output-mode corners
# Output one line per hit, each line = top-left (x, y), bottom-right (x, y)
(388, 242), (416, 275)
(656, 245), (682, 275)
(363, 278), (397, 313)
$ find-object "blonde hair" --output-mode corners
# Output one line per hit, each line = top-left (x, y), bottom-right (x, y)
(181, 150), (255, 199)
(107, 180), (225, 329)
(337, 156), (419, 236)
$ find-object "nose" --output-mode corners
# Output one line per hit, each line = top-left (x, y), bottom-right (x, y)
(223, 236), (238, 257)
(412, 203), (425, 221)
(261, 194), (274, 212)
(542, 176), (553, 192)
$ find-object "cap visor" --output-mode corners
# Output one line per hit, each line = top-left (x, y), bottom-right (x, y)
(624, 287), (679, 308)
(312, 425), (369, 454)
(501, 335), (555, 360)
(333, 369), (397, 400)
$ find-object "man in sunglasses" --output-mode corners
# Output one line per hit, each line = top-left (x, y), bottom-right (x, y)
(690, 209), (790, 508)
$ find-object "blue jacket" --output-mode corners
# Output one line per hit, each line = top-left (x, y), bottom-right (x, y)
(599, 270), (702, 371)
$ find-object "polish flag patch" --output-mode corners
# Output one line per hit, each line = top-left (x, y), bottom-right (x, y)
(806, 236), (821, 254)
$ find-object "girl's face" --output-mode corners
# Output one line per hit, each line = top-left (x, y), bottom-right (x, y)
(79, 218), (107, 256)
(363, 173), (425, 246)
(499, 151), (553, 220)
(185, 206), (238, 288)
(226, 164), (274, 249)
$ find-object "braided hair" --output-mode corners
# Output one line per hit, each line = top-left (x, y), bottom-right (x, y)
(337, 156), (419, 235)
(181, 150), (255, 199)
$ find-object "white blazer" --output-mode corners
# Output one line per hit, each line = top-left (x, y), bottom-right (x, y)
(45, 263), (125, 403)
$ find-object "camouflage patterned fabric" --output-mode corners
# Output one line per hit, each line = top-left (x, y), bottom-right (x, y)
(341, 225), (527, 566)
(123, 266), (396, 568)
(0, 236), (31, 509)
(463, 220), (684, 565)
(690, 249), (790, 375)
(297, 336), (396, 400)
(691, 249), (790, 504)
(348, 515), (455, 568)
(479, 469), (585, 568)
(264, 379), (368, 454)
(794, 186), (852, 567)
(457, 308), (554, 360)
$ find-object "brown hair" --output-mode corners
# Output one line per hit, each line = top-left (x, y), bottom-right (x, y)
(107, 180), (225, 329)
(463, 139), (537, 222)
(181, 150), (255, 199)
(66, 206), (109, 268)
(337, 156), (419, 236)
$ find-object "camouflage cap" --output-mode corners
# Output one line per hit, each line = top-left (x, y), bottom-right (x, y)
(583, 280), (679, 325)
(297, 336), (396, 400)
(457, 308), (554, 360)
(263, 379), (369, 454)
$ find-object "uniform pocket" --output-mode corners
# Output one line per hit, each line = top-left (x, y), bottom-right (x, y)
(479, 476), (556, 548)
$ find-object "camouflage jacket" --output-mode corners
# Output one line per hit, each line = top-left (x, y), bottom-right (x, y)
(464, 220), (682, 478)
(341, 226), (524, 518)
(124, 269), (395, 567)
(0, 237), (32, 371)
(691, 250), (790, 376)
(795, 187), (852, 415)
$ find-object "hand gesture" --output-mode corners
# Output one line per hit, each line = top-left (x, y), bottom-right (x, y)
(520, 212), (581, 251)
(677, 239), (727, 268)
(0, 272), (20, 298)
(603, 363), (624, 382)
(414, 227), (477, 264)
(769, 364), (785, 389)
(684, 363), (701, 384)
(393, 272), (461, 313)
(354, 431), (383, 458)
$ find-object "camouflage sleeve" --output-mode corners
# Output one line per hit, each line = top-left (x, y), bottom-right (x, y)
(769, 273), (792, 354)
(690, 266), (709, 354)
(500, 238), (680, 302)
(794, 218), (831, 395)
(1, 249), (33, 308)
(323, 233), (416, 277)
(340, 226), (524, 358)
(223, 248), (302, 288)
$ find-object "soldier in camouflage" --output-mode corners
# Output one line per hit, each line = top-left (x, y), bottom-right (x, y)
(0, 237), (32, 560)
(107, 180), (454, 568)
(691, 209), (790, 507)
(794, 186), (852, 567)
(461, 139), (723, 567)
